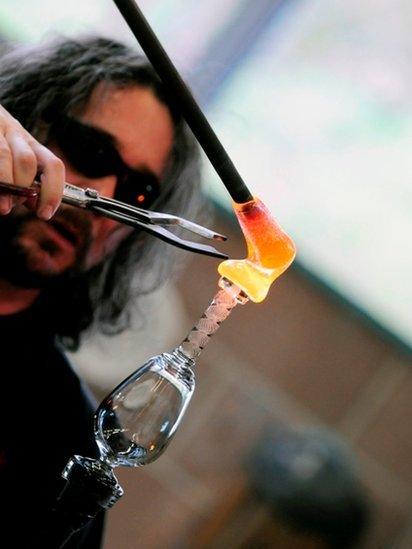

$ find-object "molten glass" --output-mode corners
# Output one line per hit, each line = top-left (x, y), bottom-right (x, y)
(218, 197), (296, 302)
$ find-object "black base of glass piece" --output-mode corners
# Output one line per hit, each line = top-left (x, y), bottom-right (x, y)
(36, 455), (123, 548)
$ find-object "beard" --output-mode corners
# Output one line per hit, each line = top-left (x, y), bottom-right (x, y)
(0, 205), (93, 289)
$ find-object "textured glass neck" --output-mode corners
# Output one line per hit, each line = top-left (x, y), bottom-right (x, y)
(178, 279), (248, 360)
(162, 348), (195, 390)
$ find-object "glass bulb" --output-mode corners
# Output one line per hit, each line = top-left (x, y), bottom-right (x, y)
(94, 349), (195, 467)
(94, 280), (247, 470)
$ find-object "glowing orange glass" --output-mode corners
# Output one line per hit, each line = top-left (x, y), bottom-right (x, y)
(218, 197), (296, 302)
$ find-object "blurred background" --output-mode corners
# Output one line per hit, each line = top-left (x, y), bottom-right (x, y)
(1, 0), (411, 547)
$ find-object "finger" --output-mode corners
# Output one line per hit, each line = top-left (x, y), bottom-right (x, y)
(31, 142), (65, 220)
(7, 131), (37, 187)
(0, 134), (12, 214)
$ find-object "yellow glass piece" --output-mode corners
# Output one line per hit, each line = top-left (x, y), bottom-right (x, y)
(218, 197), (296, 302)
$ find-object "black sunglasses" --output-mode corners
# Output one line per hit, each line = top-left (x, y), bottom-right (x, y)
(48, 116), (161, 209)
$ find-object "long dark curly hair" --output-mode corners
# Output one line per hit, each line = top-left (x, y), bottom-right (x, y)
(0, 36), (203, 349)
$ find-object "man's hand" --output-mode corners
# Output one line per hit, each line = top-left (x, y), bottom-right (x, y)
(0, 105), (65, 220)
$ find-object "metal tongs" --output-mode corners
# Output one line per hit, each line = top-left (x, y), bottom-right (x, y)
(0, 181), (228, 259)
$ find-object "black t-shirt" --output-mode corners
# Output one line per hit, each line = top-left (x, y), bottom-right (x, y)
(0, 304), (105, 548)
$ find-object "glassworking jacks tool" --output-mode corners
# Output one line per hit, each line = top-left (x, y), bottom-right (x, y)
(0, 181), (228, 259)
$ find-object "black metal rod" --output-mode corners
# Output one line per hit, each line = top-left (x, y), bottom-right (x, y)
(113, 0), (254, 204)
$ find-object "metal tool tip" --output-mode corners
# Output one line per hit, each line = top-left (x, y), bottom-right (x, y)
(213, 233), (228, 242)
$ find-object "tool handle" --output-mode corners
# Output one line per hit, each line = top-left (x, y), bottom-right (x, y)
(0, 180), (39, 198)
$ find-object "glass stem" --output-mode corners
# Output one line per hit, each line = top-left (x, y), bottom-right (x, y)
(177, 278), (249, 361)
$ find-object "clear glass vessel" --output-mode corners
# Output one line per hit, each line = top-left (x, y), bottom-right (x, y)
(94, 278), (248, 469)
(95, 348), (195, 467)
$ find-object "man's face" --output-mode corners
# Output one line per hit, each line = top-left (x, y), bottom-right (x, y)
(0, 84), (174, 288)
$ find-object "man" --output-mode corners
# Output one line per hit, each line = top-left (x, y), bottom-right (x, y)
(0, 36), (201, 547)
